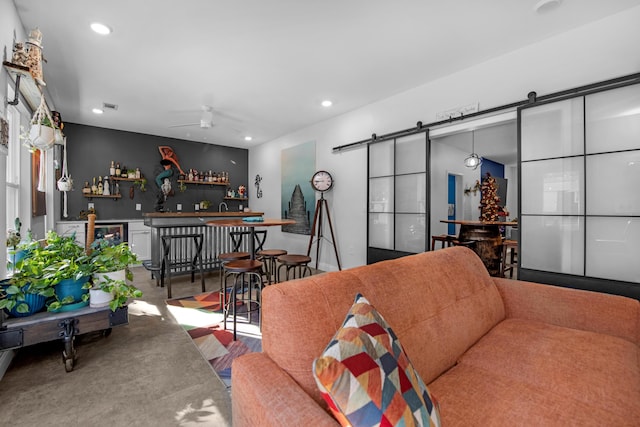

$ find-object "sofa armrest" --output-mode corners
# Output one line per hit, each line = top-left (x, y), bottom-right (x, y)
(232, 352), (339, 427)
(494, 278), (640, 345)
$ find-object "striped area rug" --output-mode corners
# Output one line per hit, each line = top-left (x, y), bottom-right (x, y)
(166, 291), (262, 388)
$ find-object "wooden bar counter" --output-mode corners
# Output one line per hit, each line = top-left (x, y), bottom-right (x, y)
(143, 211), (264, 271)
(441, 220), (518, 276)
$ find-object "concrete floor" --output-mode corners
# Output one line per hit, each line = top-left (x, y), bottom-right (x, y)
(0, 267), (232, 427)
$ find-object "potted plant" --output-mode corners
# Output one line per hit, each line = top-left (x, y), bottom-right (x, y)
(91, 276), (142, 312)
(27, 96), (62, 151)
(88, 239), (142, 308)
(200, 200), (211, 210)
(1, 231), (92, 315)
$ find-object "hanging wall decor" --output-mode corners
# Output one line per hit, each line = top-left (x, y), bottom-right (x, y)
(0, 117), (8, 150)
(281, 140), (315, 235)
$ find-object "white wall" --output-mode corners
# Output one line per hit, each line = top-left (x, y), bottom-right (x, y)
(250, 6), (640, 271)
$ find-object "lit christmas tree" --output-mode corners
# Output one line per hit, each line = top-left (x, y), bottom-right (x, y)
(479, 173), (501, 222)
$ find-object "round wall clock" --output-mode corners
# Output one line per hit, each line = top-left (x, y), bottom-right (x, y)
(311, 170), (333, 192)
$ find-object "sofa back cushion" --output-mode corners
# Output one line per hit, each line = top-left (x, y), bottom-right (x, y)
(261, 247), (506, 406)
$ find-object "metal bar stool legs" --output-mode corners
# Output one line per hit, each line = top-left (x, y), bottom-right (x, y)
(276, 254), (312, 283)
(217, 251), (250, 311)
(161, 233), (206, 299)
(257, 249), (288, 285)
(222, 259), (263, 340)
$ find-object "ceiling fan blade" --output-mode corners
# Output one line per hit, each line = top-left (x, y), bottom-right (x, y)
(168, 122), (200, 128)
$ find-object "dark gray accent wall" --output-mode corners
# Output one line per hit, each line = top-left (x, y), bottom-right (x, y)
(60, 123), (249, 221)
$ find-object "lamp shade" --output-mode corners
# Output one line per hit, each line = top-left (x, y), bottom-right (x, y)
(464, 153), (482, 169)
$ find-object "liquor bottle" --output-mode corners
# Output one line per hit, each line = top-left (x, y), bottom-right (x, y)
(82, 181), (91, 194)
(115, 162), (121, 177)
(97, 176), (103, 195)
(91, 177), (97, 194)
(109, 160), (115, 176)
(188, 169), (194, 181)
(135, 167), (141, 179)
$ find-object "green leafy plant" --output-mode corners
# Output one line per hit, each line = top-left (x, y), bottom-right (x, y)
(200, 200), (211, 210)
(89, 239), (140, 280)
(134, 178), (147, 192)
(94, 276), (143, 312)
(1, 231), (92, 314)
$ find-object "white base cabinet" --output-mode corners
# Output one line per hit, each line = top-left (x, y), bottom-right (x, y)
(128, 220), (151, 261)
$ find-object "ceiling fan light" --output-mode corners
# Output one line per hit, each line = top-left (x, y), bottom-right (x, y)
(464, 153), (482, 169)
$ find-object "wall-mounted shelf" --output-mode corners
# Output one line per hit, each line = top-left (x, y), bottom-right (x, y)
(177, 179), (228, 186)
(3, 61), (47, 112)
(111, 176), (143, 182)
(224, 197), (248, 201)
(83, 194), (122, 200)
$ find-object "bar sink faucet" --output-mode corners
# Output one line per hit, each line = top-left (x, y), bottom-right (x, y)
(219, 202), (228, 212)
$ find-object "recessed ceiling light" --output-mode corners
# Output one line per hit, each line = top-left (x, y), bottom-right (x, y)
(321, 100), (333, 107)
(92, 108), (104, 115)
(90, 22), (112, 35)
(533, 0), (562, 13)
(244, 136), (252, 141)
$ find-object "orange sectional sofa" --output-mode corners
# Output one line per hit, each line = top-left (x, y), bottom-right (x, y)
(232, 247), (640, 426)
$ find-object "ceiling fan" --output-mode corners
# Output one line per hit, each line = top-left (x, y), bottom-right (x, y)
(168, 105), (215, 129)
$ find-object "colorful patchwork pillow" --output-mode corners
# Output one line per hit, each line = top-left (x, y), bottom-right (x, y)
(312, 293), (441, 427)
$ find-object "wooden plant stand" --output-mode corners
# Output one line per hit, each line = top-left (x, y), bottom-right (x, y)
(0, 305), (128, 372)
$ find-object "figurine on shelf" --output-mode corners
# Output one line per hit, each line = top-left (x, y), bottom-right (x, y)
(238, 185), (246, 198)
(11, 42), (29, 67)
(25, 28), (45, 86)
(103, 176), (110, 195)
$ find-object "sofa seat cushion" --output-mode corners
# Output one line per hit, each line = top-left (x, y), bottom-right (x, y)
(429, 318), (640, 425)
(428, 363), (638, 426)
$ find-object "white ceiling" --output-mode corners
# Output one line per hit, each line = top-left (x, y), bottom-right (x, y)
(12, 0), (640, 149)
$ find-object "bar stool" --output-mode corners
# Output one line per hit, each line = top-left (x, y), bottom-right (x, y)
(500, 239), (518, 278)
(222, 259), (263, 340)
(431, 234), (457, 251)
(161, 233), (205, 298)
(257, 249), (288, 285)
(276, 254), (312, 283)
(217, 251), (250, 307)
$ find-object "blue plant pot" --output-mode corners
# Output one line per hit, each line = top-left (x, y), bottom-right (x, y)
(54, 275), (90, 303)
(1, 279), (46, 317)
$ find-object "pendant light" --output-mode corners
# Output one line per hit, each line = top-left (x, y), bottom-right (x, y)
(464, 130), (482, 170)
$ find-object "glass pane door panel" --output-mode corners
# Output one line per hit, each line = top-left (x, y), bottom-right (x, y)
(586, 151), (640, 215)
(369, 213), (393, 250)
(520, 216), (584, 275)
(369, 177), (394, 213)
(395, 213), (426, 253)
(521, 158), (584, 215)
(395, 134), (426, 175)
(395, 173), (426, 213)
(521, 98), (584, 161)
(586, 217), (640, 283)
(586, 84), (640, 154)
(369, 140), (395, 177)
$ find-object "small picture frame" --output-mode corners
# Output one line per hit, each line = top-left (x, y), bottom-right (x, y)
(0, 117), (8, 149)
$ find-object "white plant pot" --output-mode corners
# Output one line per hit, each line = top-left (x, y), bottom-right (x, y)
(57, 176), (73, 192)
(90, 269), (127, 308)
(29, 124), (55, 150)
(89, 288), (114, 308)
(93, 269), (128, 285)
